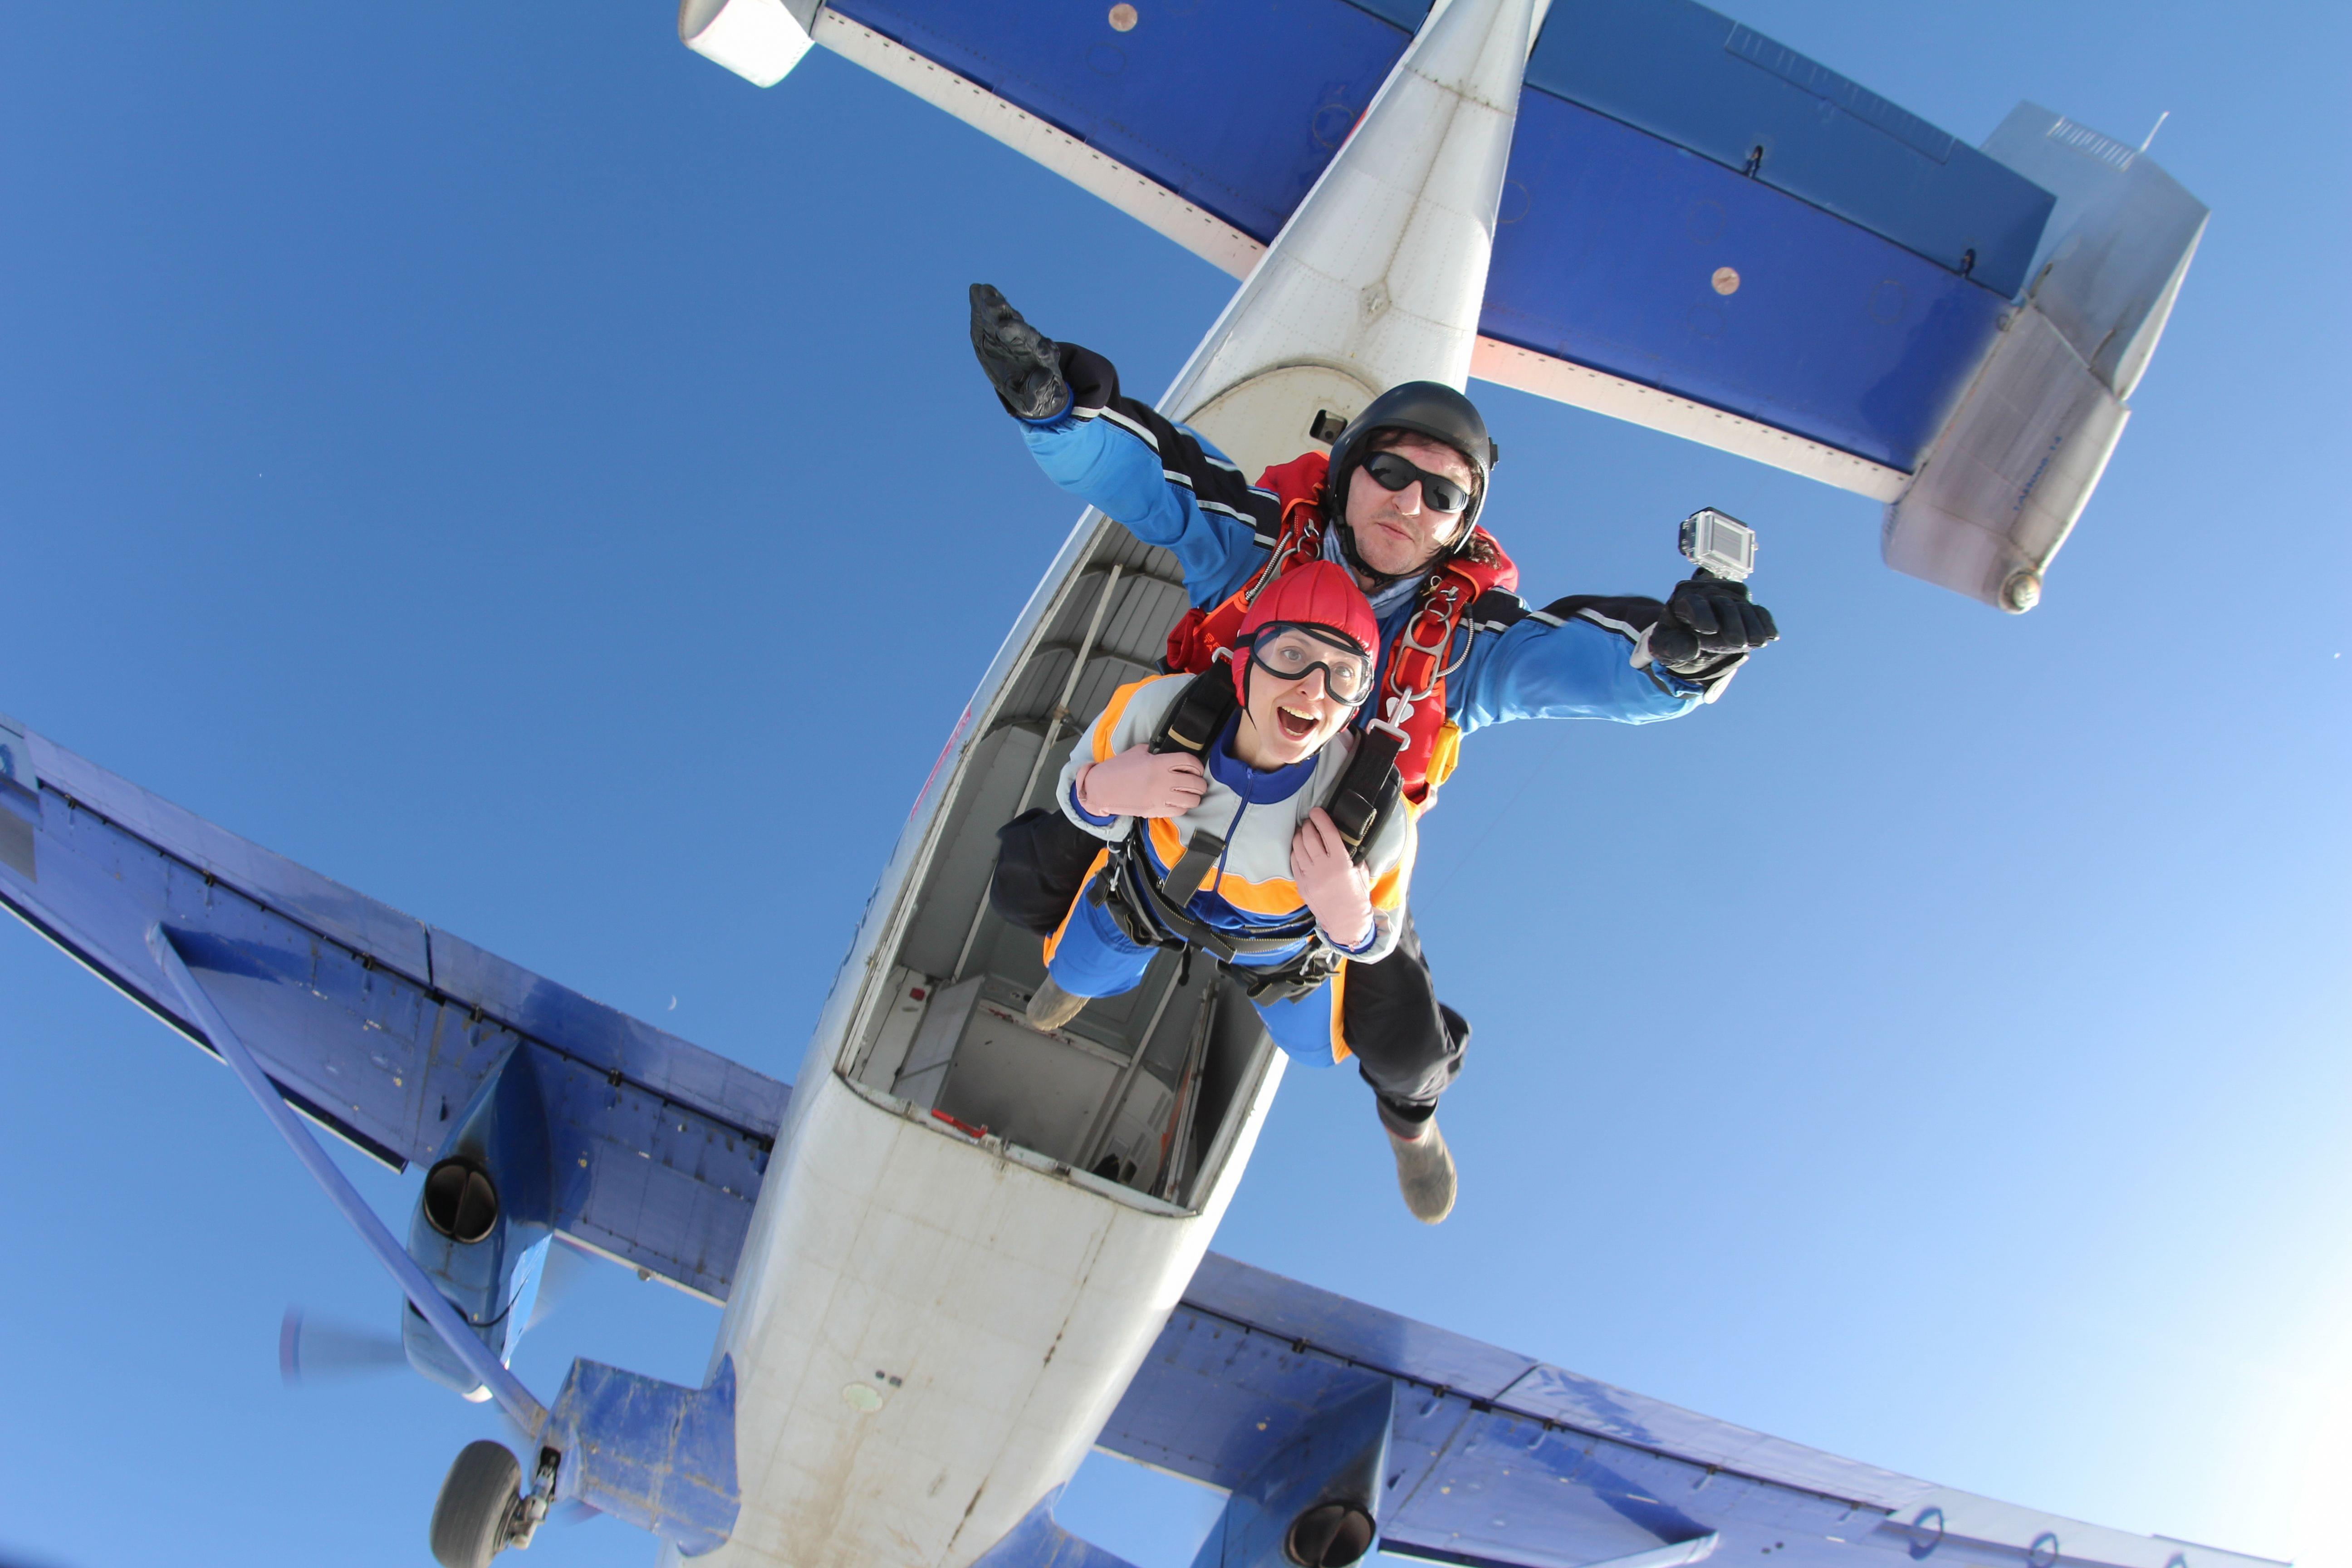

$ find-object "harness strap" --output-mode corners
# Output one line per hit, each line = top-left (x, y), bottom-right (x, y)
(1107, 846), (1338, 1003)
(1150, 671), (1237, 757)
(1323, 729), (1403, 859)
(1157, 830), (1226, 908)
(1099, 839), (1309, 960)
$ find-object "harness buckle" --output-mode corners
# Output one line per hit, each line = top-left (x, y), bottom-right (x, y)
(1401, 612), (1455, 658)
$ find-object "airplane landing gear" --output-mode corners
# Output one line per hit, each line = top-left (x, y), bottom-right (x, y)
(430, 1441), (556, 1568)
(431, 1441), (520, 1568)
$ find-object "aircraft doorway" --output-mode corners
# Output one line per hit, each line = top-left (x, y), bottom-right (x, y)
(838, 526), (1276, 1211)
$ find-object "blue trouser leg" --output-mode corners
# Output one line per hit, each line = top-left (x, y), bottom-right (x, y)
(1251, 983), (1339, 1068)
(1044, 880), (1157, 1000)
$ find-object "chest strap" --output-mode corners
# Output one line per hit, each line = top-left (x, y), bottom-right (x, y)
(1156, 829), (1226, 908)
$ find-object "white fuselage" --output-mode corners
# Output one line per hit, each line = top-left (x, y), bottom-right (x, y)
(680, 0), (1539, 1558)
(674, 480), (1286, 1568)
(695, 1051), (1279, 1568)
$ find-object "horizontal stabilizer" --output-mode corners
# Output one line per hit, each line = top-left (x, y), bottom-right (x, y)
(700, 2), (2203, 602)
(783, 0), (2042, 496)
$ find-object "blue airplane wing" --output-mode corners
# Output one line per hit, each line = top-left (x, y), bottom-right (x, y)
(1101, 1253), (2281, 1568)
(799, 0), (2203, 608)
(823, 0), (2035, 480)
(2, 710), (2276, 1566)
(0, 712), (785, 1302)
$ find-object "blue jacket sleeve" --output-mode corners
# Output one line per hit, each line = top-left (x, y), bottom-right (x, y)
(1014, 344), (1279, 610)
(1441, 598), (1702, 736)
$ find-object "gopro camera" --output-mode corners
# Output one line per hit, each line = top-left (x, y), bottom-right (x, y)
(1678, 508), (1756, 582)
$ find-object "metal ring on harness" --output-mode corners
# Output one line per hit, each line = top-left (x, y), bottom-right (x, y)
(1400, 602), (1460, 658)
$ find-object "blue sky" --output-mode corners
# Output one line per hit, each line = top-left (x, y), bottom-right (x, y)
(0, 2), (2344, 1566)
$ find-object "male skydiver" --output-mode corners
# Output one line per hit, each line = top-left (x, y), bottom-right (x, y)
(969, 283), (1782, 1213)
(1016, 560), (1445, 1214)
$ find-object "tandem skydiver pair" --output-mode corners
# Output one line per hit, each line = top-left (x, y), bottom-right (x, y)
(970, 284), (1783, 1223)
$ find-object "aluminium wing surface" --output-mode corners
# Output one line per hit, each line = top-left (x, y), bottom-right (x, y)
(697, 0), (2205, 610)
(1110, 1254), (2286, 1568)
(0, 711), (786, 1303)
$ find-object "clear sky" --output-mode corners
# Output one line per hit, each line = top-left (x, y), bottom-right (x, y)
(0, 3), (2344, 1567)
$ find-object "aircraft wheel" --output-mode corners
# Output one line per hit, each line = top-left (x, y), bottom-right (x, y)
(431, 1439), (523, 1568)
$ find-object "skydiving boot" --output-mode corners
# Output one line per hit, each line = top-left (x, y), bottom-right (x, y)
(1027, 976), (1088, 1031)
(1381, 1112), (1457, 1225)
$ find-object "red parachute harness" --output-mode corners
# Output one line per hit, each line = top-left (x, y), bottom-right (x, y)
(1162, 451), (1517, 813)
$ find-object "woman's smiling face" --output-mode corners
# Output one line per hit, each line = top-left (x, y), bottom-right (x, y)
(1233, 653), (1362, 769)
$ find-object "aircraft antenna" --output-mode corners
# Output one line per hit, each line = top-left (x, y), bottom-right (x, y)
(2140, 110), (2171, 152)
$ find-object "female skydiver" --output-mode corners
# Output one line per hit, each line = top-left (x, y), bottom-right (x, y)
(1002, 561), (1455, 1222)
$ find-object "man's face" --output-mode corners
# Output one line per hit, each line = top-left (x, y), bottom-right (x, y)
(1341, 433), (1477, 578)
(1236, 652), (1362, 769)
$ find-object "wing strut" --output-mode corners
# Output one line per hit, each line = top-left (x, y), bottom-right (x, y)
(151, 921), (746, 1553)
(147, 923), (553, 1434)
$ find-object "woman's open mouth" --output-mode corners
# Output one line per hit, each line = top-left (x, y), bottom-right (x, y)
(1276, 704), (1317, 741)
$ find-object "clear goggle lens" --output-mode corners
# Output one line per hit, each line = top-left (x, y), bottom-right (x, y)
(1249, 625), (1374, 704)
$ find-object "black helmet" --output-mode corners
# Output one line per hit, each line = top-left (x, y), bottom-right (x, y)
(1324, 381), (1500, 579)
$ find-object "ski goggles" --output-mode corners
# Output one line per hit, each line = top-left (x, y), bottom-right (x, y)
(1247, 623), (1377, 705)
(1362, 450), (1473, 515)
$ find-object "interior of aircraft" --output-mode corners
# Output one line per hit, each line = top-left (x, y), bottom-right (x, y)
(840, 523), (1276, 1208)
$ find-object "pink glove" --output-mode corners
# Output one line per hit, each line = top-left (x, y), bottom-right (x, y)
(1077, 744), (1207, 819)
(1290, 807), (1374, 949)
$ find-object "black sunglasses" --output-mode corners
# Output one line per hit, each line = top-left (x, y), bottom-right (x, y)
(1362, 451), (1473, 514)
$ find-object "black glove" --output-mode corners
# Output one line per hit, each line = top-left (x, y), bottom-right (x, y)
(1648, 574), (1779, 672)
(969, 284), (1069, 421)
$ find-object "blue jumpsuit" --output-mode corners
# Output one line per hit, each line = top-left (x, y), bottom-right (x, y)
(1016, 353), (1709, 738)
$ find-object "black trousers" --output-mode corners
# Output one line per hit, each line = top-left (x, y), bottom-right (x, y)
(993, 809), (1467, 1131)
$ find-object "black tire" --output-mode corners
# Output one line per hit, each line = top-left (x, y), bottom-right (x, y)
(430, 1440), (521, 1568)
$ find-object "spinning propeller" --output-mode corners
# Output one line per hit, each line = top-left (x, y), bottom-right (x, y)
(278, 1240), (596, 1389)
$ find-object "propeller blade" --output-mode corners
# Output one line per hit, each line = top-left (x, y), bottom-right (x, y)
(278, 1307), (407, 1387)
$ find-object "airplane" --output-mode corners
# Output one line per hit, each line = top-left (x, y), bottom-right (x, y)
(0, 1), (2247, 1568)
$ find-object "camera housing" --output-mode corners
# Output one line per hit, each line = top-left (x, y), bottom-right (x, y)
(1679, 508), (1756, 581)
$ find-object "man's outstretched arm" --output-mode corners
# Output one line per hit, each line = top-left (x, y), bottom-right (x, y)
(1442, 579), (1779, 735)
(970, 284), (1278, 608)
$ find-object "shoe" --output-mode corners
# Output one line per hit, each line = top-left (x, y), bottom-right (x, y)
(1027, 977), (1088, 1030)
(1386, 1118), (1457, 1224)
